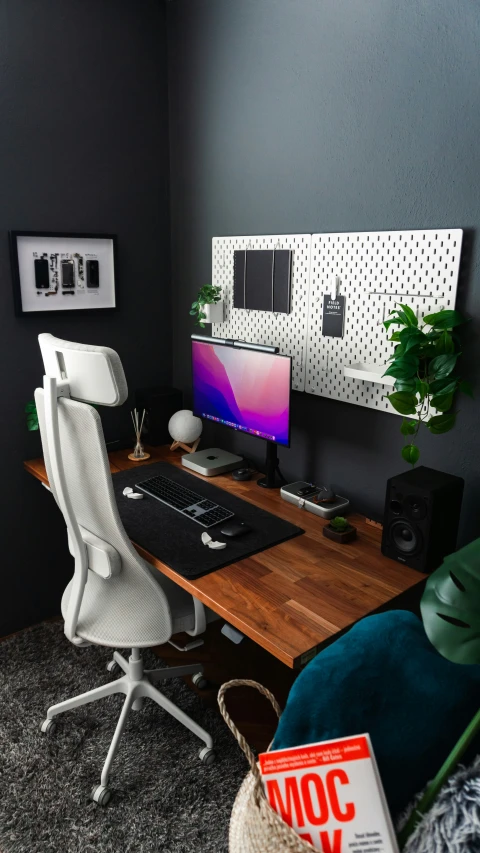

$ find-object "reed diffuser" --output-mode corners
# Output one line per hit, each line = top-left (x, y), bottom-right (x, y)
(128, 408), (150, 462)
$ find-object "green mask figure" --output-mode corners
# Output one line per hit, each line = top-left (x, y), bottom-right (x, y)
(421, 537), (480, 666)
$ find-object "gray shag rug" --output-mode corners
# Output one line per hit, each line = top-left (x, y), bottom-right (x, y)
(0, 621), (247, 853)
(398, 757), (480, 853)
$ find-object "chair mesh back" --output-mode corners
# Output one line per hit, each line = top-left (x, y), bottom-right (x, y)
(35, 389), (173, 644)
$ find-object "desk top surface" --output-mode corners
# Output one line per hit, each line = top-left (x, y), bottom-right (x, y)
(24, 445), (425, 669)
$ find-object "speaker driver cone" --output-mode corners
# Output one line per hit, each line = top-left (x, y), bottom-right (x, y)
(390, 519), (422, 554)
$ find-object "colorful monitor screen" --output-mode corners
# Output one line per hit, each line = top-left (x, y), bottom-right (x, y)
(192, 340), (291, 447)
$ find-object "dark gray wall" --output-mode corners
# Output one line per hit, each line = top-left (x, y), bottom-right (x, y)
(167, 0), (480, 541)
(0, 0), (170, 636)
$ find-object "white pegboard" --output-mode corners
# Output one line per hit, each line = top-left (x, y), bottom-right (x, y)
(212, 234), (311, 391)
(306, 229), (463, 415)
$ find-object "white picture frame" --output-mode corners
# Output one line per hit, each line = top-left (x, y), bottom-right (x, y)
(10, 231), (118, 315)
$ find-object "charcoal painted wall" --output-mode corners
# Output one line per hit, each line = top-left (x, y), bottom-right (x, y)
(167, 0), (480, 541)
(0, 0), (170, 636)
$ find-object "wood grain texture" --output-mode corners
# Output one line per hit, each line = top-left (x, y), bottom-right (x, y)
(24, 445), (425, 668)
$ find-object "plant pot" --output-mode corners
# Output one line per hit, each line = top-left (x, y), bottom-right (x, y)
(202, 301), (224, 323)
(323, 523), (357, 544)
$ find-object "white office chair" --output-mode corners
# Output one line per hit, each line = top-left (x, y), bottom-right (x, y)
(35, 333), (215, 806)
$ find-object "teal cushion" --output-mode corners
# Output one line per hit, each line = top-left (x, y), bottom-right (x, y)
(272, 610), (480, 815)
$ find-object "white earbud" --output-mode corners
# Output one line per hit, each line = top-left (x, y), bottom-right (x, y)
(201, 531), (226, 550)
(123, 486), (143, 500)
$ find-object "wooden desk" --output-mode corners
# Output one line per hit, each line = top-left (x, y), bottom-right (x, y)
(24, 445), (425, 669)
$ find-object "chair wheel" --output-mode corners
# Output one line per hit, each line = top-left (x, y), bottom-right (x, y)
(192, 672), (208, 690)
(91, 785), (112, 806)
(40, 719), (56, 735)
(106, 660), (120, 676)
(199, 746), (216, 766)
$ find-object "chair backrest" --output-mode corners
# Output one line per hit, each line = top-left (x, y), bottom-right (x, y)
(35, 334), (173, 646)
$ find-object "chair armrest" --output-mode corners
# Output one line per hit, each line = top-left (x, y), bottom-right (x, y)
(185, 597), (207, 637)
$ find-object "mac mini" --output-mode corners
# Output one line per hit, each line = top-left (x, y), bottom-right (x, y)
(181, 447), (243, 476)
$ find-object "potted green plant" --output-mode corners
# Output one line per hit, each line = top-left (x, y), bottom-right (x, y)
(323, 515), (357, 544)
(190, 284), (223, 328)
(25, 400), (39, 431)
(383, 304), (472, 465)
(24, 399), (42, 457)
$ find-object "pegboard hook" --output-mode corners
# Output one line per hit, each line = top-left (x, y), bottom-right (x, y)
(331, 275), (340, 301)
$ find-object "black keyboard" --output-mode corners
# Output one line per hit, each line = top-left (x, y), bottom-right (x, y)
(135, 474), (234, 529)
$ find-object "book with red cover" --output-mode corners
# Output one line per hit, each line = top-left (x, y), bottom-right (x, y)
(259, 734), (399, 853)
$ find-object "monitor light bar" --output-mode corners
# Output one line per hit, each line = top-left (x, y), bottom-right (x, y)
(191, 334), (232, 346)
(232, 340), (279, 354)
(191, 334), (278, 354)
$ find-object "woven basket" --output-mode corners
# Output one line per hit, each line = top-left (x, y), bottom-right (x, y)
(218, 679), (316, 853)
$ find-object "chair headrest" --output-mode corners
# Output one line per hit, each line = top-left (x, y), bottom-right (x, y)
(38, 333), (128, 407)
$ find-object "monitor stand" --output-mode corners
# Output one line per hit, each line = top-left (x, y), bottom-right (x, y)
(257, 441), (287, 489)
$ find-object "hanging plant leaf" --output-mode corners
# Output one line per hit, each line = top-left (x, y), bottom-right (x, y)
(402, 444), (420, 466)
(394, 378), (417, 393)
(429, 377), (457, 395)
(403, 336), (423, 355)
(383, 355), (419, 380)
(426, 412), (456, 434)
(434, 331), (455, 355)
(384, 318), (403, 331)
(415, 379), (429, 401)
(398, 304), (418, 327)
(385, 392), (418, 415)
(429, 353), (459, 379)
(430, 392), (454, 412)
(400, 418), (417, 436)
(398, 326), (423, 341)
(423, 310), (467, 329)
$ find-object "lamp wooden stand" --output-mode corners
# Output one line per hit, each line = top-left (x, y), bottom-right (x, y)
(170, 437), (200, 454)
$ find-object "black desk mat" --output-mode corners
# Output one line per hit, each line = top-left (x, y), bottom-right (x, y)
(112, 461), (304, 579)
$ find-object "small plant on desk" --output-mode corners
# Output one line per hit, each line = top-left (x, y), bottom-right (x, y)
(323, 515), (357, 544)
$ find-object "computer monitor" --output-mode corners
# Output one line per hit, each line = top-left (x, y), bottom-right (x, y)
(191, 338), (291, 487)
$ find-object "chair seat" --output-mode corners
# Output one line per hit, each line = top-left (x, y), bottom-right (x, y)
(61, 560), (195, 648)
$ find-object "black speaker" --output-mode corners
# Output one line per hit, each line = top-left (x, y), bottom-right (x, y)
(135, 387), (183, 446)
(381, 466), (464, 572)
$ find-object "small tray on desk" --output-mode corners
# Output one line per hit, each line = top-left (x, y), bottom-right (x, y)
(112, 461), (304, 580)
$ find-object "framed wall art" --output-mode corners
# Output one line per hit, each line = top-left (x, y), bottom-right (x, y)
(9, 231), (118, 316)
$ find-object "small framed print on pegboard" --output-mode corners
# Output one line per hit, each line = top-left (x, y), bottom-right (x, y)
(9, 231), (118, 316)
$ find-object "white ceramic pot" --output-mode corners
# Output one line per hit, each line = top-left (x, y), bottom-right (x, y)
(202, 301), (224, 323)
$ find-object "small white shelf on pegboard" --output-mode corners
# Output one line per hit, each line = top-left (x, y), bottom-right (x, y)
(343, 363), (395, 386)
(306, 228), (463, 415)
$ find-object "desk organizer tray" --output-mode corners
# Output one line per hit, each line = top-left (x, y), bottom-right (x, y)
(112, 461), (304, 580)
